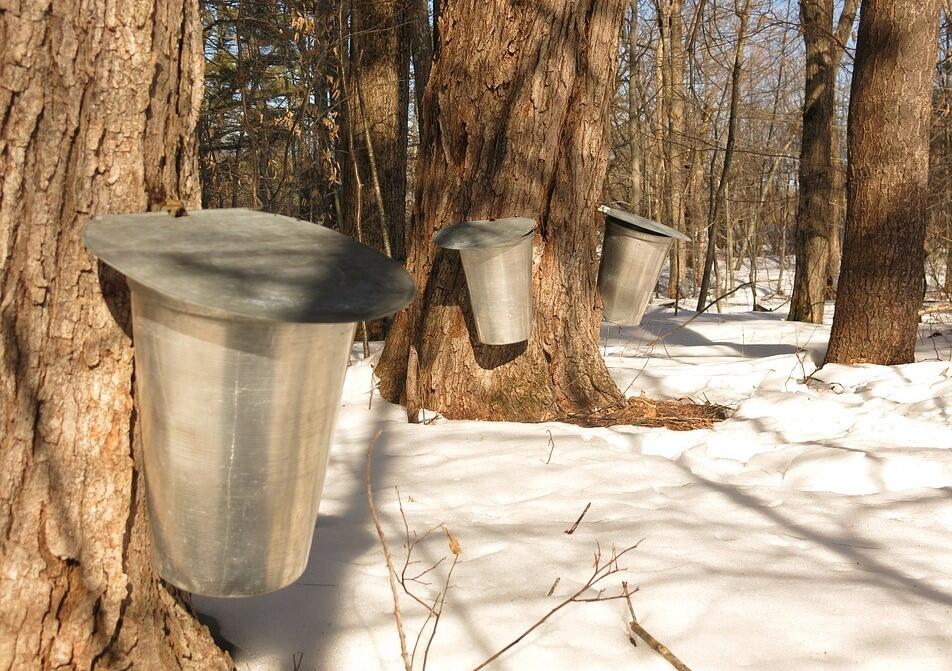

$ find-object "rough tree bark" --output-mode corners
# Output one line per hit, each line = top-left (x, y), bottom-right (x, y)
(826, 0), (943, 364)
(789, 0), (859, 323)
(0, 1), (231, 669)
(376, 0), (628, 421)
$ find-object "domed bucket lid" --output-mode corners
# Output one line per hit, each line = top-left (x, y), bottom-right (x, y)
(83, 208), (415, 323)
(599, 205), (690, 242)
(433, 216), (536, 249)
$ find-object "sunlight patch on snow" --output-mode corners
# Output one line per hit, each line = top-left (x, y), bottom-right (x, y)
(194, 302), (952, 671)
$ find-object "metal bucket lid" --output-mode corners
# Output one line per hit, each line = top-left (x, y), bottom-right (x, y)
(434, 216), (535, 249)
(83, 208), (415, 323)
(598, 205), (690, 241)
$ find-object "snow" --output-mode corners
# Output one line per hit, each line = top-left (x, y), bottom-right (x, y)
(193, 273), (952, 670)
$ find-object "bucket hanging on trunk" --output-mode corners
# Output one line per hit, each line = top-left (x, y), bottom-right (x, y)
(434, 217), (536, 345)
(83, 208), (414, 597)
(596, 205), (690, 325)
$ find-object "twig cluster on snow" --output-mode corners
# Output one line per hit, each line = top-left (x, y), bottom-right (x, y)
(366, 434), (694, 669)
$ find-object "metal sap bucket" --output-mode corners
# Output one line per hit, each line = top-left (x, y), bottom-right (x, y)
(83, 208), (414, 597)
(434, 217), (536, 345)
(597, 205), (690, 325)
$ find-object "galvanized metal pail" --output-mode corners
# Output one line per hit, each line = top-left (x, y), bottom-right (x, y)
(434, 217), (536, 345)
(597, 205), (690, 325)
(84, 209), (414, 597)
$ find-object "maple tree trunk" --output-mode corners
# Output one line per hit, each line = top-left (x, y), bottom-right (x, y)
(0, 1), (230, 668)
(826, 0), (943, 364)
(376, 0), (628, 421)
(789, 0), (835, 323)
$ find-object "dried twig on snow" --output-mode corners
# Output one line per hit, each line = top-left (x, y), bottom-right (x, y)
(366, 433), (413, 671)
(564, 502), (591, 535)
(470, 540), (644, 670)
(622, 582), (693, 671)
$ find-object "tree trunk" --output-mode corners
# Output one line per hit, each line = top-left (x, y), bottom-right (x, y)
(343, 0), (409, 261)
(789, 0), (835, 323)
(376, 0), (628, 422)
(628, 2), (644, 212)
(826, 0), (943, 364)
(0, 1), (230, 669)
(407, 0), (434, 137)
(826, 0), (860, 293)
(790, 0), (859, 321)
(659, 0), (687, 299)
(696, 0), (751, 312)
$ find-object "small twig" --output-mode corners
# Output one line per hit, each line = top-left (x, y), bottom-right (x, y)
(564, 502), (592, 535)
(359, 321), (370, 358)
(396, 489), (442, 615)
(366, 434), (413, 671)
(621, 580), (639, 628)
(544, 430), (556, 464)
(471, 540), (643, 671)
(422, 551), (459, 671)
(546, 577), (560, 596)
(422, 412), (443, 425)
(629, 621), (693, 671)
(622, 580), (693, 671)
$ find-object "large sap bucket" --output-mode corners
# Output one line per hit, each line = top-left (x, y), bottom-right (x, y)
(434, 217), (536, 345)
(83, 208), (414, 597)
(596, 205), (690, 325)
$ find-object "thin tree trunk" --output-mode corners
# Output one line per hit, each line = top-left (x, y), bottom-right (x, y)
(826, 0), (943, 364)
(789, 0), (835, 323)
(827, 0), (860, 291)
(659, 0), (687, 299)
(376, 0), (628, 421)
(696, 0), (752, 311)
(790, 0), (859, 321)
(629, 2), (644, 212)
(407, 0), (434, 138)
(343, 0), (409, 260)
(653, 18), (667, 224)
(0, 1), (230, 668)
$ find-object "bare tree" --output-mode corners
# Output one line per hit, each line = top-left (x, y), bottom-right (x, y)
(696, 0), (753, 311)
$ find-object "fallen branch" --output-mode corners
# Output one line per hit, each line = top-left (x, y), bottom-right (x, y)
(622, 582), (693, 671)
(920, 303), (952, 316)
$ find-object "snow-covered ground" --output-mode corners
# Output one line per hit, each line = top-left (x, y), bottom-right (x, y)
(193, 289), (952, 671)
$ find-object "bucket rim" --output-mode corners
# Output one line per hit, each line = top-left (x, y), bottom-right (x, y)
(598, 205), (690, 241)
(434, 216), (536, 249)
(83, 208), (416, 324)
